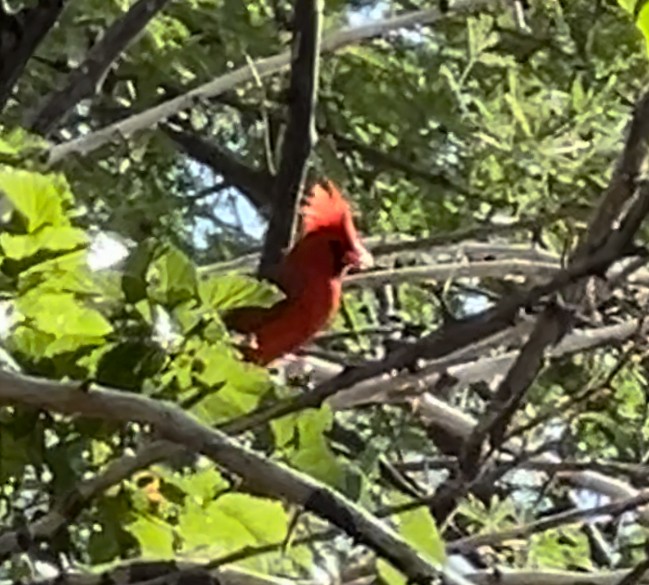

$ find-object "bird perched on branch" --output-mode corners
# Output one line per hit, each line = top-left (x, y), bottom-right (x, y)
(223, 180), (373, 366)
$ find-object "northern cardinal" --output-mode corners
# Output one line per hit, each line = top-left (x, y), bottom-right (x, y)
(223, 180), (373, 366)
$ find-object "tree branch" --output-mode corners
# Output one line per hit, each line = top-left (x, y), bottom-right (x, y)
(0, 369), (467, 585)
(328, 318), (646, 411)
(257, 0), (322, 279)
(346, 258), (560, 289)
(1, 318), (645, 563)
(461, 179), (649, 477)
(27, 0), (172, 135)
(163, 125), (274, 213)
(0, 442), (170, 559)
(427, 90), (649, 522)
(46, 0), (496, 166)
(219, 236), (644, 434)
(0, 0), (66, 114)
(448, 490), (649, 553)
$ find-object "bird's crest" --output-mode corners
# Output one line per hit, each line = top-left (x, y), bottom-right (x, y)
(301, 180), (356, 237)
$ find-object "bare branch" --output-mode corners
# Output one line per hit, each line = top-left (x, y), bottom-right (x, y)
(460, 300), (571, 475)
(446, 90), (649, 515)
(469, 568), (649, 585)
(346, 259), (560, 289)
(329, 318), (647, 411)
(2, 318), (645, 562)
(27, 0), (172, 135)
(220, 238), (642, 434)
(22, 562), (314, 585)
(576, 89), (649, 259)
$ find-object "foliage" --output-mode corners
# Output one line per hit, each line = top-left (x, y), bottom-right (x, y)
(2, 0), (649, 583)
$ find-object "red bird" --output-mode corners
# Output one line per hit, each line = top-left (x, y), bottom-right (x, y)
(223, 180), (373, 366)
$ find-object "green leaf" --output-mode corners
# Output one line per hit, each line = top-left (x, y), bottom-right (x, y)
(377, 559), (407, 585)
(0, 226), (87, 259)
(278, 407), (346, 491)
(172, 300), (203, 334)
(188, 341), (270, 423)
(394, 494), (445, 566)
(122, 239), (158, 304)
(7, 325), (54, 360)
(199, 272), (280, 311)
(17, 292), (113, 338)
(126, 516), (175, 558)
(44, 334), (106, 357)
(147, 245), (198, 306)
(88, 494), (137, 564)
(529, 527), (592, 570)
(0, 168), (70, 232)
(95, 341), (166, 391)
(177, 493), (288, 561)
(619, 0), (649, 53)
(157, 467), (228, 504)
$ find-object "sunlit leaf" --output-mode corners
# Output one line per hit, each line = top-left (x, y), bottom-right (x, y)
(0, 168), (70, 232)
(199, 273), (280, 311)
(148, 245), (198, 306)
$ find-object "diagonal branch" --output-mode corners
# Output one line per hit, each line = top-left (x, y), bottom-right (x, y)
(257, 0), (322, 279)
(218, 238), (641, 434)
(1, 319), (644, 563)
(27, 0), (172, 135)
(419, 90), (649, 524)
(0, 0), (66, 114)
(448, 489), (649, 554)
(0, 369), (466, 585)
(461, 179), (649, 479)
(0, 442), (171, 559)
(46, 0), (496, 166)
(163, 125), (274, 213)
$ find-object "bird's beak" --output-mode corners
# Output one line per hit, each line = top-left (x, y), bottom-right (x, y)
(345, 243), (374, 271)
(357, 244), (374, 269)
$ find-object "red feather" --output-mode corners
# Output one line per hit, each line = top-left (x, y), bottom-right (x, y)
(223, 180), (372, 366)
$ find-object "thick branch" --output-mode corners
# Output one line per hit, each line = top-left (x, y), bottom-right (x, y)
(0, 0), (66, 113)
(0, 369), (458, 584)
(163, 126), (274, 213)
(27, 0), (171, 135)
(258, 0), (322, 279)
(1, 318), (644, 562)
